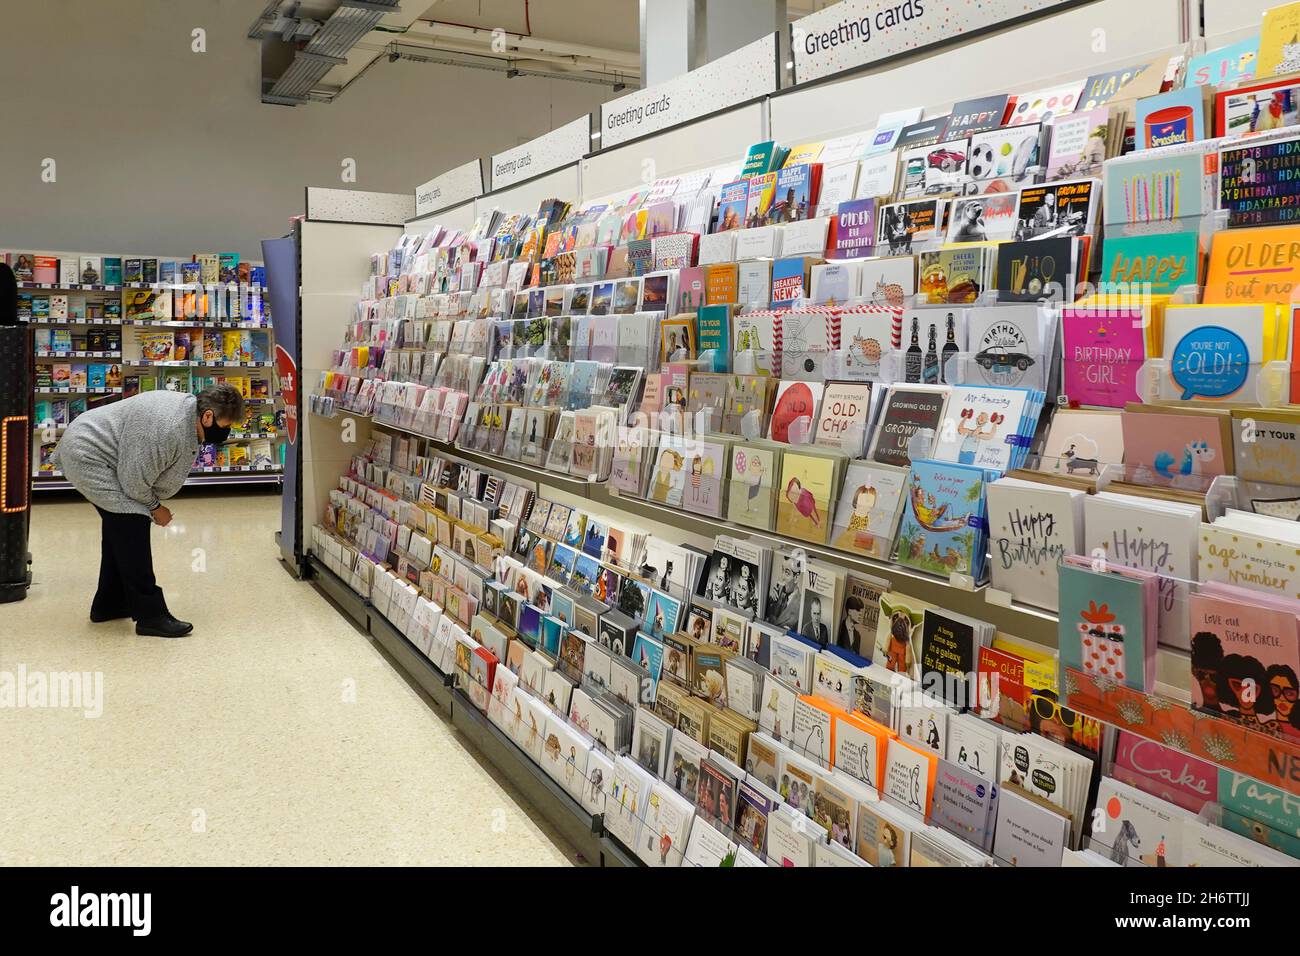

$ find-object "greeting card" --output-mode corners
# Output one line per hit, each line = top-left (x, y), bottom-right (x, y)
(986, 477), (1085, 612)
(1161, 303), (1274, 403)
(1188, 584), (1300, 733)
(727, 443), (780, 531)
(867, 384), (949, 468)
(775, 450), (839, 545)
(891, 459), (989, 580)
(831, 461), (907, 560)
(1060, 307), (1147, 407)
(814, 382), (873, 454)
(1084, 491), (1202, 650)
(1058, 560), (1156, 691)
(929, 385), (1036, 473)
(768, 379), (824, 445)
(1204, 224), (1300, 304)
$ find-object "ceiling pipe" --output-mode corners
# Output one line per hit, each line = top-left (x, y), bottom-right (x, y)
(408, 18), (639, 69)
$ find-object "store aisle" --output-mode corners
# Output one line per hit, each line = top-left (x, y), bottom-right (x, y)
(0, 492), (580, 866)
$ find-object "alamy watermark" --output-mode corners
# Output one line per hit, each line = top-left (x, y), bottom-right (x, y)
(0, 665), (103, 718)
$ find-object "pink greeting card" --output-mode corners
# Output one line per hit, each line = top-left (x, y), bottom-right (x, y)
(1112, 731), (1218, 813)
(1061, 307), (1147, 407)
(1189, 587), (1300, 729)
(1118, 410), (1228, 485)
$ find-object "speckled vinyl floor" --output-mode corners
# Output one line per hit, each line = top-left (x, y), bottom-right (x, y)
(0, 490), (580, 866)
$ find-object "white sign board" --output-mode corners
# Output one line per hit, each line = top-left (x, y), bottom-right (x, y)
(491, 116), (591, 191)
(414, 159), (484, 218)
(598, 33), (778, 150)
(791, 0), (1079, 85)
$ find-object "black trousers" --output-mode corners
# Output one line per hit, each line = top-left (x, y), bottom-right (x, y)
(92, 506), (168, 621)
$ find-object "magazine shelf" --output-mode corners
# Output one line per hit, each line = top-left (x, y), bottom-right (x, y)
(121, 319), (271, 329)
(27, 317), (121, 325)
(18, 248), (284, 491)
(35, 350), (120, 360)
(35, 386), (121, 396)
(123, 359), (274, 368)
(17, 282), (120, 292)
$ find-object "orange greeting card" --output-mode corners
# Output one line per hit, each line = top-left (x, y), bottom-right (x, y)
(1204, 224), (1300, 304)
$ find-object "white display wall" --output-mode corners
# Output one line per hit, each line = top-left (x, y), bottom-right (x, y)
(404, 198), (478, 237)
(581, 101), (766, 204)
(771, 0), (1189, 144)
(1204, 0), (1271, 45)
(473, 165), (582, 224)
(300, 220), (401, 528)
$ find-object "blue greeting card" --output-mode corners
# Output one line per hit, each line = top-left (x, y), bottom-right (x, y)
(1057, 562), (1150, 691)
(891, 459), (990, 580)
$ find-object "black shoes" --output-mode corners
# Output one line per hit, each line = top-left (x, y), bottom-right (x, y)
(135, 616), (194, 638)
(89, 608), (130, 623)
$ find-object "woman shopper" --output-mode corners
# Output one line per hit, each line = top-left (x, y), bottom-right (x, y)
(53, 383), (244, 637)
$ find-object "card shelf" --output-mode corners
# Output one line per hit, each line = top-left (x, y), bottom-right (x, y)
(304, 551), (634, 866)
(358, 409), (598, 498)
(1064, 665), (1300, 799)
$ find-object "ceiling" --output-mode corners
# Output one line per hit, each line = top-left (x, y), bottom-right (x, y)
(253, 0), (830, 104)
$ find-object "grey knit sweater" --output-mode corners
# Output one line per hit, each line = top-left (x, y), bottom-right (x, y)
(53, 391), (200, 515)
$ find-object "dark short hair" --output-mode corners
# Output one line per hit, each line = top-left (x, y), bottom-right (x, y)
(197, 383), (245, 424)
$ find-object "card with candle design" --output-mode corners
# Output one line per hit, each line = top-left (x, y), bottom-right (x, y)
(1188, 584), (1300, 729)
(891, 460), (990, 580)
(831, 461), (907, 560)
(1103, 151), (1210, 227)
(1061, 307), (1147, 407)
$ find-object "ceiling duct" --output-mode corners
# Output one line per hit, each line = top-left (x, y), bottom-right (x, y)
(261, 0), (402, 105)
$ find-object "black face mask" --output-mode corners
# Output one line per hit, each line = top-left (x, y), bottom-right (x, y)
(202, 422), (232, 445)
